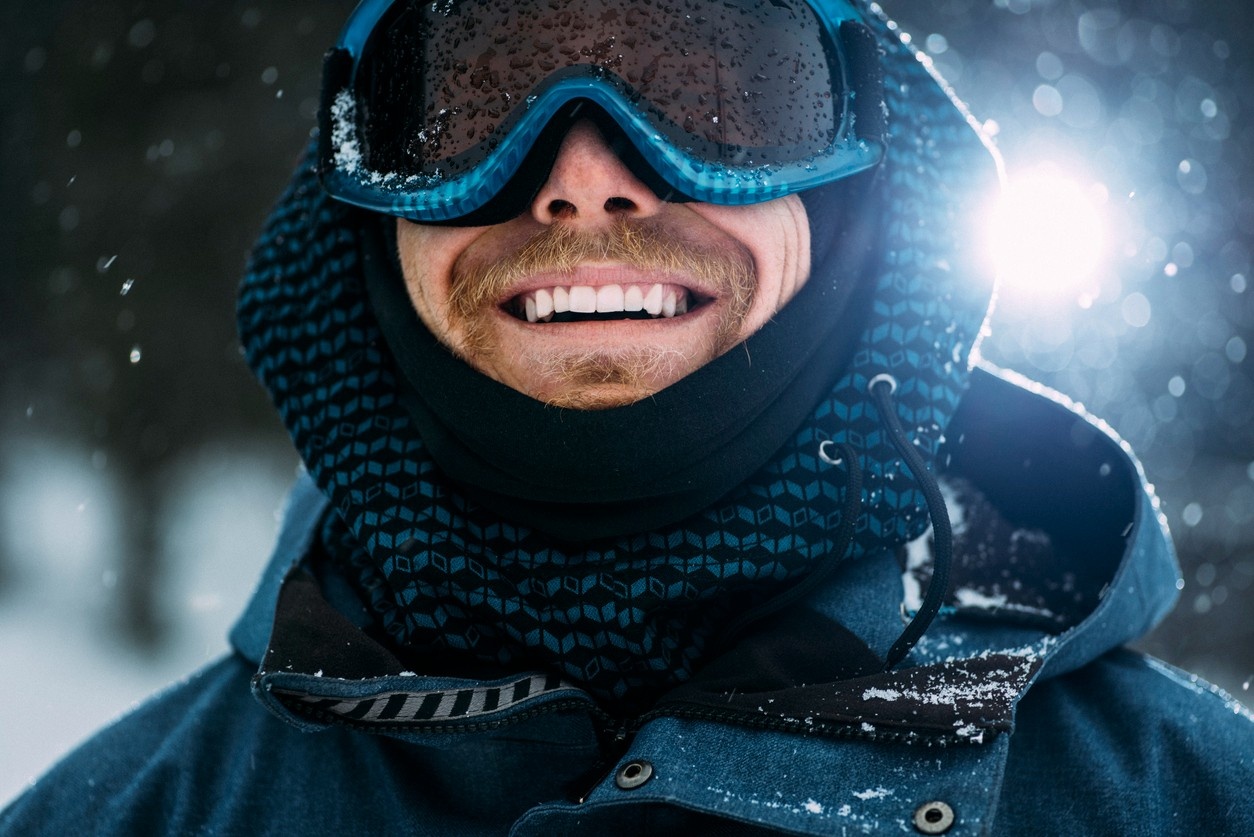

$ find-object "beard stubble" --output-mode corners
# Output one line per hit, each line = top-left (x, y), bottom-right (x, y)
(445, 220), (758, 408)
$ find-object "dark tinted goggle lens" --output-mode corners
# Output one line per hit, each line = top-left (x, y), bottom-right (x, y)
(351, 0), (844, 181)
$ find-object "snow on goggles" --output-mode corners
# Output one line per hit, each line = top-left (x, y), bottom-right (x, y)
(318, 0), (886, 224)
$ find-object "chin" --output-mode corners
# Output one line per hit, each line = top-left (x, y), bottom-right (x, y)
(485, 341), (708, 409)
(540, 384), (655, 410)
(526, 364), (679, 409)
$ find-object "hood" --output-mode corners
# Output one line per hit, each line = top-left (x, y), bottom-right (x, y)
(938, 365), (1180, 681)
(236, 2), (1009, 707)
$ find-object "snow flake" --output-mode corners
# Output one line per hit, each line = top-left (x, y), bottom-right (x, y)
(953, 587), (1008, 609)
(954, 722), (984, 742)
(862, 687), (902, 701)
(853, 787), (894, 801)
(330, 90), (363, 174)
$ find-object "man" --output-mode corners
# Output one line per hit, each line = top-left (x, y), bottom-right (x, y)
(4, 0), (1252, 834)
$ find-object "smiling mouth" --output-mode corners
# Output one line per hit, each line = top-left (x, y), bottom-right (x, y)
(507, 282), (704, 323)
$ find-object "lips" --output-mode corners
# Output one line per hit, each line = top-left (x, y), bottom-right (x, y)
(508, 282), (697, 323)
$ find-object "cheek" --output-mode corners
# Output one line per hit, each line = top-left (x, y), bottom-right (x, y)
(761, 196), (811, 304)
(690, 196), (811, 324)
(395, 221), (476, 337)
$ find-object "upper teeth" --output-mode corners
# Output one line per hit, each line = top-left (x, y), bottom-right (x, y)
(516, 283), (690, 323)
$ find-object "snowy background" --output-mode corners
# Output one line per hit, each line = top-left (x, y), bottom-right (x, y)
(2, 0), (1252, 808)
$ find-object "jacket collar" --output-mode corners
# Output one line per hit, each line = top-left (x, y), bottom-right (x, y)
(230, 364), (1180, 741)
(229, 472), (327, 666)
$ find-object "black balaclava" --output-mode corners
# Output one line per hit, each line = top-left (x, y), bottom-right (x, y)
(238, 3), (1000, 713)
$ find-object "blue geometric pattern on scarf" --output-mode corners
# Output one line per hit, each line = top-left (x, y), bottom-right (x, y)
(237, 4), (999, 709)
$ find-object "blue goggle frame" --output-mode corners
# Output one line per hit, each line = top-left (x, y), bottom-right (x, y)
(319, 0), (886, 223)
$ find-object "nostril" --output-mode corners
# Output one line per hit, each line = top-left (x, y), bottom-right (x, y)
(547, 199), (576, 219)
(604, 196), (636, 213)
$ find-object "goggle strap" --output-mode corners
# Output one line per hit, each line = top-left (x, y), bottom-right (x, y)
(839, 21), (887, 143)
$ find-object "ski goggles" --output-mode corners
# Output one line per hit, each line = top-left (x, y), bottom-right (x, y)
(318, 0), (886, 225)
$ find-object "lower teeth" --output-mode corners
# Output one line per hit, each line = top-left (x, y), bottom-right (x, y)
(541, 311), (660, 323)
(515, 293), (692, 323)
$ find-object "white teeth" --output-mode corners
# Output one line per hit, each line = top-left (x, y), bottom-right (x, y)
(515, 283), (691, 321)
(569, 285), (597, 313)
(535, 288), (553, 319)
(596, 284), (625, 312)
(643, 284), (663, 316)
(624, 285), (644, 311)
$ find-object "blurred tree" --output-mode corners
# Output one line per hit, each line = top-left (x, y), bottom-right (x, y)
(1, 1), (351, 643)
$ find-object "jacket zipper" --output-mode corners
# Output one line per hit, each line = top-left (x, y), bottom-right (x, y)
(279, 684), (991, 748)
(574, 719), (638, 804)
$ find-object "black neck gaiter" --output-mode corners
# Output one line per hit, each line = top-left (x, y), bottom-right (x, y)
(366, 177), (881, 542)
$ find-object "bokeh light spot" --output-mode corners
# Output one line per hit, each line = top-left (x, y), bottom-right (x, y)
(1122, 292), (1152, 328)
(1177, 159), (1208, 195)
(1196, 562), (1217, 587)
(987, 165), (1108, 298)
(1033, 84), (1063, 116)
(1056, 74), (1104, 128)
(1036, 51), (1064, 80)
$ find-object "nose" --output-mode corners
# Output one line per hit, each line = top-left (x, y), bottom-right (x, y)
(530, 120), (664, 227)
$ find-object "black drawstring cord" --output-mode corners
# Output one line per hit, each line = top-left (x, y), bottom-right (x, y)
(714, 376), (949, 666)
(718, 442), (864, 651)
(868, 374), (953, 670)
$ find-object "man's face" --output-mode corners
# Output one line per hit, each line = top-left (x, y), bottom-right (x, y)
(396, 120), (811, 409)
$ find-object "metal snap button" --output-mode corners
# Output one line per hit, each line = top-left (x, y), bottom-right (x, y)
(614, 760), (654, 790)
(913, 800), (955, 834)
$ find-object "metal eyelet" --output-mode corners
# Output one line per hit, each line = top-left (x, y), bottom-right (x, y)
(868, 373), (899, 395)
(818, 440), (844, 465)
(614, 760), (653, 790)
(913, 800), (955, 834)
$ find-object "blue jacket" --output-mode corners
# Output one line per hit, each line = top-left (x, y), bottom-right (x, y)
(4, 365), (1252, 836)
